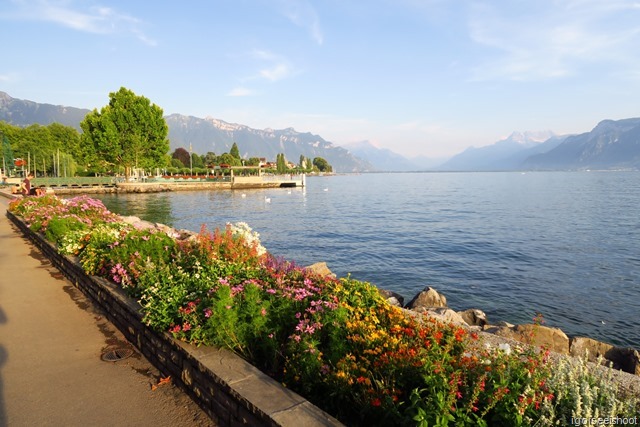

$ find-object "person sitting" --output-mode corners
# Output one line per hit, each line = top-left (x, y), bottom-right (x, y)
(21, 172), (34, 196)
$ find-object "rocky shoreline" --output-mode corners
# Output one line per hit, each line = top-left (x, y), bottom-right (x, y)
(306, 261), (640, 384)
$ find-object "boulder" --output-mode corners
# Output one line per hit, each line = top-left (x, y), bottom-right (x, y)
(306, 262), (336, 278)
(570, 337), (640, 376)
(405, 287), (447, 310)
(387, 297), (402, 307)
(485, 323), (570, 354)
(378, 289), (405, 307)
(415, 307), (467, 326)
(458, 309), (488, 327)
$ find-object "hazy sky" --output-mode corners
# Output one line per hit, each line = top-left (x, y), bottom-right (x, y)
(2, 0), (640, 158)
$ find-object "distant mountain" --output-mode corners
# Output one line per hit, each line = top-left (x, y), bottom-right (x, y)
(437, 131), (560, 171)
(523, 118), (640, 170)
(340, 141), (420, 171)
(165, 114), (372, 173)
(0, 92), (372, 173)
(0, 91), (88, 129)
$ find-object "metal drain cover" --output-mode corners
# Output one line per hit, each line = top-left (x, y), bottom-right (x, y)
(101, 347), (134, 362)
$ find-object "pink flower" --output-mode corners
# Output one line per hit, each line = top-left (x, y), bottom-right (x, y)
(203, 308), (212, 318)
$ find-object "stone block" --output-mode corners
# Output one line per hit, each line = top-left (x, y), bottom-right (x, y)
(406, 286), (447, 309)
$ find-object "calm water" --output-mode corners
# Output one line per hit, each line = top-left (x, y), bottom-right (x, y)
(95, 172), (640, 348)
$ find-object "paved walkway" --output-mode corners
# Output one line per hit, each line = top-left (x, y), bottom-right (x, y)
(0, 193), (215, 427)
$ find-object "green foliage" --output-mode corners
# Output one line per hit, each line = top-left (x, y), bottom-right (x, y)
(313, 156), (332, 172)
(276, 153), (287, 173)
(0, 120), (82, 176)
(191, 153), (204, 168)
(78, 222), (132, 275)
(537, 354), (640, 425)
(106, 228), (178, 293)
(170, 158), (184, 168)
(203, 151), (217, 167)
(230, 142), (241, 159)
(80, 87), (169, 178)
(45, 216), (87, 246)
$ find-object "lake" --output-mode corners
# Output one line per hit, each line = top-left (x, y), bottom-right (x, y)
(95, 171), (640, 348)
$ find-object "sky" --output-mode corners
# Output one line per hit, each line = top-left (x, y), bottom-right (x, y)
(2, 0), (640, 159)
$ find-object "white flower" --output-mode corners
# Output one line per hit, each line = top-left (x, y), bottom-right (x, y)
(498, 343), (512, 356)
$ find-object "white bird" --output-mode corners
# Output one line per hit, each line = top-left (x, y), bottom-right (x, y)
(241, 193), (246, 198)
(287, 190), (292, 194)
(323, 188), (329, 192)
(264, 196), (271, 203)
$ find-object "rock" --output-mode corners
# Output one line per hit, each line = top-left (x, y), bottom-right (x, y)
(378, 289), (405, 307)
(416, 307), (467, 326)
(570, 337), (640, 376)
(486, 324), (570, 354)
(405, 286), (447, 310)
(387, 297), (402, 307)
(495, 320), (515, 328)
(120, 215), (143, 225)
(306, 262), (336, 278)
(458, 309), (488, 327)
(176, 229), (197, 240)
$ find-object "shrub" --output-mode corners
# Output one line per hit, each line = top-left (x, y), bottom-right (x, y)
(537, 353), (640, 425)
(44, 216), (88, 246)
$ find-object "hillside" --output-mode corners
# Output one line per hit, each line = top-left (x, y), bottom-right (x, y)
(524, 118), (640, 170)
(0, 92), (372, 173)
(164, 114), (372, 173)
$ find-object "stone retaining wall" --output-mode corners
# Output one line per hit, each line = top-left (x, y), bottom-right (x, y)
(6, 210), (342, 427)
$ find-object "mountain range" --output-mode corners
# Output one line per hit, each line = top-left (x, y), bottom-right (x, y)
(437, 131), (567, 171)
(1, 91), (639, 171)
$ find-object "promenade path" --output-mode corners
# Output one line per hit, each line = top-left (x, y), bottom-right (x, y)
(0, 192), (215, 427)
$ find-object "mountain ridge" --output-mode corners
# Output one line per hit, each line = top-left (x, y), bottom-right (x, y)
(0, 91), (372, 173)
(2, 91), (639, 171)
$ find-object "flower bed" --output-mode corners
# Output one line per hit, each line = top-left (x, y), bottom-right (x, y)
(9, 195), (639, 426)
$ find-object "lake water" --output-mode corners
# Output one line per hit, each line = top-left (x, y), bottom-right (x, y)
(95, 171), (640, 348)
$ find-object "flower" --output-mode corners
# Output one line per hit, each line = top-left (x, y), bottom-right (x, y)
(498, 343), (512, 356)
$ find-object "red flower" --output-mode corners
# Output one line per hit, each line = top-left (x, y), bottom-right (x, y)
(371, 398), (382, 407)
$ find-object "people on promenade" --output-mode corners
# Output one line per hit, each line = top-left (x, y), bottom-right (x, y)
(21, 172), (33, 196)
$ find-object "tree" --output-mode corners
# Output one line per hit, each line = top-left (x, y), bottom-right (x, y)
(172, 147), (191, 167)
(247, 157), (261, 166)
(203, 152), (217, 167)
(1, 132), (14, 175)
(171, 158), (185, 168)
(218, 152), (238, 166)
(191, 153), (204, 168)
(276, 153), (287, 174)
(80, 87), (169, 179)
(230, 142), (241, 160)
(313, 157), (332, 172)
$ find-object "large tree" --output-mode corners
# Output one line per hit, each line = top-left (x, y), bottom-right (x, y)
(80, 87), (169, 179)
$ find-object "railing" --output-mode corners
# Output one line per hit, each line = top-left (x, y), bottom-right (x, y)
(32, 177), (117, 187)
(147, 175), (232, 183)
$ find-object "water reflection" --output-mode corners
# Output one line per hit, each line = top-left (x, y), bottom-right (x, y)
(99, 193), (177, 227)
